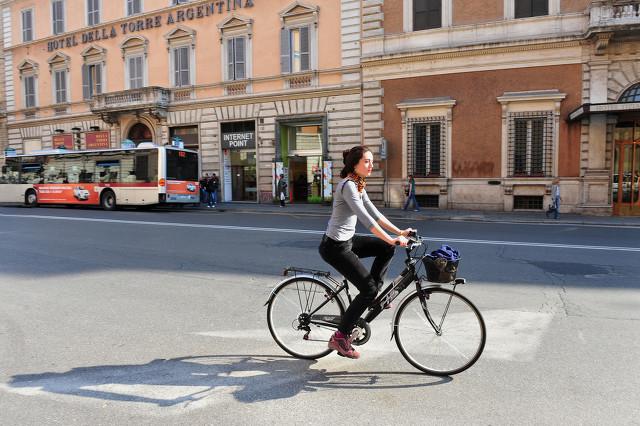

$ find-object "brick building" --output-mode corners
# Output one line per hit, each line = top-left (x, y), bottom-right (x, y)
(361, 0), (640, 216)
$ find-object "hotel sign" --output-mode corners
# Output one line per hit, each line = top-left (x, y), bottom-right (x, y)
(47, 0), (255, 52)
(221, 131), (255, 149)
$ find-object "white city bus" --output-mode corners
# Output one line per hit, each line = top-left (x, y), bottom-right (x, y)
(0, 144), (199, 210)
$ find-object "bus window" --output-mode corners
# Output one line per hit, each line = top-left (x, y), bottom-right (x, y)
(132, 150), (158, 182)
(96, 158), (121, 183)
(166, 149), (198, 181)
(0, 158), (20, 184)
(43, 155), (69, 183)
(20, 157), (44, 183)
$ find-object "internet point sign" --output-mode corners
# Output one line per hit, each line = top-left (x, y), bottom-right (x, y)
(221, 132), (255, 149)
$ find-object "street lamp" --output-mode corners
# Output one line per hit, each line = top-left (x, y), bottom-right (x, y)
(71, 127), (82, 150)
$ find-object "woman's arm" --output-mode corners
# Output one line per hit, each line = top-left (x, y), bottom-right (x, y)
(362, 191), (413, 237)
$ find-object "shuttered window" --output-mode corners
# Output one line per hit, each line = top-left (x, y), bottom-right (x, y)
(281, 26), (310, 74)
(87, 0), (100, 26)
(24, 76), (36, 108)
(413, 0), (441, 31)
(54, 70), (67, 104)
(82, 63), (102, 99)
(514, 0), (548, 18)
(226, 37), (246, 81)
(173, 46), (190, 87)
(128, 56), (144, 89)
(127, 0), (141, 15)
(22, 9), (33, 42)
(52, 0), (65, 35)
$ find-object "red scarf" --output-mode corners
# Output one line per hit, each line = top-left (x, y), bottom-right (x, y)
(347, 173), (366, 193)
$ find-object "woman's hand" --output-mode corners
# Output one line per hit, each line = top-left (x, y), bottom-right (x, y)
(392, 236), (409, 247)
(399, 228), (416, 237)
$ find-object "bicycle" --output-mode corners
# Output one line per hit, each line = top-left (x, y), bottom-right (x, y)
(265, 232), (486, 376)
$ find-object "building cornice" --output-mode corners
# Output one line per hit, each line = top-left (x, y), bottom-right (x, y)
(6, 84), (361, 127)
(361, 38), (585, 68)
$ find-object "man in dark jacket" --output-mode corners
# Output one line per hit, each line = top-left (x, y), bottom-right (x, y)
(199, 173), (209, 205)
(207, 173), (219, 208)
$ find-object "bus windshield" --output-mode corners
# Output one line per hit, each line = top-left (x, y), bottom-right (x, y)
(166, 149), (198, 181)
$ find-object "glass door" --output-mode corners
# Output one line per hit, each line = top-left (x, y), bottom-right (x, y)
(613, 121), (640, 215)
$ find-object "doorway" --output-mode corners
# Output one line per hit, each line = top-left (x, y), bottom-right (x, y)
(613, 120), (640, 215)
(128, 123), (153, 146)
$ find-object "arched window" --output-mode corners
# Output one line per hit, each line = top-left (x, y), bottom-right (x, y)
(619, 83), (640, 103)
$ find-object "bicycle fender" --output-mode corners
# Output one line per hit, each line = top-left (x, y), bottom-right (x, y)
(264, 275), (341, 307)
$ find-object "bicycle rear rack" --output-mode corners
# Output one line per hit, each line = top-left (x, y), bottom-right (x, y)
(283, 267), (331, 278)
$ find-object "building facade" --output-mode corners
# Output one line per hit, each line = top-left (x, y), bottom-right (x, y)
(0, 0), (363, 203)
(361, 0), (640, 215)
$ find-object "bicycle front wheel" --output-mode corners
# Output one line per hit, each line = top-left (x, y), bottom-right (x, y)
(394, 288), (486, 376)
(267, 277), (345, 359)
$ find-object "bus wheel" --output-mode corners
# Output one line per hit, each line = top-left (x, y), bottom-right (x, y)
(25, 189), (38, 207)
(101, 190), (117, 211)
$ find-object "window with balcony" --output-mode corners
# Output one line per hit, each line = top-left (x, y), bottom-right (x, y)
(82, 63), (102, 99)
(514, 0), (548, 19)
(87, 0), (101, 26)
(165, 26), (196, 88)
(127, 55), (144, 89)
(22, 9), (33, 42)
(52, 0), (65, 35)
(413, 0), (441, 31)
(126, 0), (142, 16)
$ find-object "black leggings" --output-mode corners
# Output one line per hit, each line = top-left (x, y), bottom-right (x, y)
(318, 234), (395, 334)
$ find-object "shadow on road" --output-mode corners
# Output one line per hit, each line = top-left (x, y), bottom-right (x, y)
(7, 355), (451, 407)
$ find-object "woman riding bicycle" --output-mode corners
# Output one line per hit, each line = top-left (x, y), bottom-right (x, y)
(319, 145), (413, 359)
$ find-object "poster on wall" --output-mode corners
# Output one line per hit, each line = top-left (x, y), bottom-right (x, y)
(273, 162), (284, 198)
(323, 161), (333, 200)
(52, 134), (73, 150)
(223, 149), (232, 202)
(85, 131), (110, 149)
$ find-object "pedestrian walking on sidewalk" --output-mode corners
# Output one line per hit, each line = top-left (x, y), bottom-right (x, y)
(277, 174), (288, 207)
(546, 178), (561, 219)
(402, 174), (420, 212)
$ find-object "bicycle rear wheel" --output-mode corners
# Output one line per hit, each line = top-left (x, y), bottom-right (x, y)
(267, 277), (345, 359)
(394, 288), (486, 376)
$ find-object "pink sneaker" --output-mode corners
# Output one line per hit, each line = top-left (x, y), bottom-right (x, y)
(328, 332), (360, 359)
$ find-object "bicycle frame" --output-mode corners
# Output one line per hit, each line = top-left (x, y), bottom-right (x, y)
(277, 240), (465, 334)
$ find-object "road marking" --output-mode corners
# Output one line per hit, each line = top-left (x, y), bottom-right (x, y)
(1, 213), (639, 252)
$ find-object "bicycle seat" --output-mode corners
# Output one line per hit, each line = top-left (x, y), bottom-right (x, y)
(454, 278), (466, 285)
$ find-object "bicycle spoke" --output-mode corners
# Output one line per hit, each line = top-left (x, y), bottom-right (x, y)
(394, 289), (485, 375)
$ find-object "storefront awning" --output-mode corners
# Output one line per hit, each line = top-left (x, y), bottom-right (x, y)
(568, 102), (640, 121)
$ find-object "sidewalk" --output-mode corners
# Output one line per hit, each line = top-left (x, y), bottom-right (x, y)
(194, 202), (640, 227)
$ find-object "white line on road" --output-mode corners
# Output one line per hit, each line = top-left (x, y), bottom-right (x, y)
(1, 213), (639, 252)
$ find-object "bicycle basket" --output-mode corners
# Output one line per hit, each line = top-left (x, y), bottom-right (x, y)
(423, 245), (461, 283)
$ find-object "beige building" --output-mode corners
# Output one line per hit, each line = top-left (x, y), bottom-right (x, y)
(360, 0), (640, 216)
(0, 0), (363, 203)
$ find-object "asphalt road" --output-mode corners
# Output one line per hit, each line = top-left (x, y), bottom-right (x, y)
(0, 205), (639, 425)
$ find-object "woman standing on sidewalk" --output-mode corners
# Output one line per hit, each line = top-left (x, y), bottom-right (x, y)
(318, 145), (413, 359)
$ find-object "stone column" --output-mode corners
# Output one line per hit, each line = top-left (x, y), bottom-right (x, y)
(581, 60), (612, 214)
